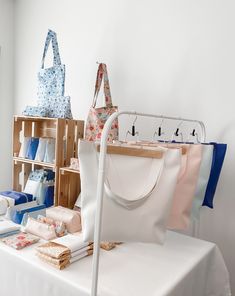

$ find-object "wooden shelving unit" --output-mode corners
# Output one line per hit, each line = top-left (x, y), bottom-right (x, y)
(12, 115), (84, 205)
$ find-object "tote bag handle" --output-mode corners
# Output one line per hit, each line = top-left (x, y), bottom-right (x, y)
(41, 29), (62, 68)
(104, 155), (165, 210)
(92, 63), (113, 108)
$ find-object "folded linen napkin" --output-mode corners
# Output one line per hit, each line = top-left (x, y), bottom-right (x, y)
(0, 220), (20, 235)
(52, 233), (89, 252)
(71, 244), (93, 258)
(36, 252), (70, 270)
(36, 249), (93, 269)
(70, 249), (93, 263)
(37, 241), (71, 259)
(0, 230), (20, 238)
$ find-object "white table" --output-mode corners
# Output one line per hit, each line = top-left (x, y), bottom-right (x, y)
(0, 231), (231, 296)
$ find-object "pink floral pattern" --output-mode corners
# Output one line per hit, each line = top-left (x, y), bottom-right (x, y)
(85, 64), (118, 142)
(1, 232), (40, 250)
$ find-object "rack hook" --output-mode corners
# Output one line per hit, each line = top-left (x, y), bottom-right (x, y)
(125, 115), (139, 141)
(171, 120), (184, 142)
(189, 128), (200, 143)
(153, 117), (165, 141)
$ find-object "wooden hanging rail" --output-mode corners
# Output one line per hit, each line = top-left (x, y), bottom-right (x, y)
(96, 144), (163, 159)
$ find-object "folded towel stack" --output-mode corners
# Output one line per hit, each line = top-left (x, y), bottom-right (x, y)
(36, 234), (93, 270)
(0, 220), (21, 238)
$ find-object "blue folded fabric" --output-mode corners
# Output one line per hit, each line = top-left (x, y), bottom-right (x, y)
(12, 204), (46, 224)
(0, 230), (20, 238)
(26, 138), (39, 160)
(44, 186), (54, 208)
(202, 143), (227, 208)
(0, 191), (33, 205)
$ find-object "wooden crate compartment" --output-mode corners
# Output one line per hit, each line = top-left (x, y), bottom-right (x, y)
(58, 167), (81, 209)
(12, 115), (84, 205)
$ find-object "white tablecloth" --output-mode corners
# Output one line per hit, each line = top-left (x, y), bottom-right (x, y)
(0, 231), (231, 296)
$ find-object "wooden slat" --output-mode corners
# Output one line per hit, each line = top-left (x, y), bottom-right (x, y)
(23, 120), (32, 137)
(97, 145), (163, 159)
(13, 162), (22, 192)
(55, 119), (66, 167)
(74, 120), (84, 158)
(58, 173), (69, 207)
(65, 120), (76, 166)
(13, 157), (55, 168)
(128, 142), (187, 155)
(68, 173), (80, 209)
(60, 167), (80, 174)
(13, 117), (22, 157)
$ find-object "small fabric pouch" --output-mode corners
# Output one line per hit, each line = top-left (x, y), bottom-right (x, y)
(25, 217), (57, 240)
(26, 137), (39, 160)
(18, 137), (31, 158)
(35, 138), (48, 161)
(37, 215), (67, 237)
(21, 207), (46, 227)
(12, 203), (46, 224)
(46, 206), (82, 233)
(0, 191), (33, 205)
(22, 106), (49, 117)
(44, 138), (56, 163)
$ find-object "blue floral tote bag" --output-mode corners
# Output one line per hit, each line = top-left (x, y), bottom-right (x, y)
(37, 29), (65, 102)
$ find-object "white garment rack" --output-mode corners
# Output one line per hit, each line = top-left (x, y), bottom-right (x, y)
(90, 110), (206, 296)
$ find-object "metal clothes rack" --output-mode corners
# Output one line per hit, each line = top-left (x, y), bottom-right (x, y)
(90, 110), (206, 296)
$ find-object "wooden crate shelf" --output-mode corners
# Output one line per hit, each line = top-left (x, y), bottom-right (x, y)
(58, 167), (81, 209)
(12, 116), (84, 205)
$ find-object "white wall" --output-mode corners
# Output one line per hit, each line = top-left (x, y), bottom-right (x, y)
(0, 0), (14, 190)
(14, 0), (235, 292)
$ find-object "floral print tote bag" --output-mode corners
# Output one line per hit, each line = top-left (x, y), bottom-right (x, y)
(37, 29), (65, 101)
(85, 63), (118, 142)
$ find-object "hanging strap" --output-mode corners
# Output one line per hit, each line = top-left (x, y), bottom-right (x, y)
(104, 153), (165, 210)
(92, 63), (113, 108)
(41, 29), (62, 69)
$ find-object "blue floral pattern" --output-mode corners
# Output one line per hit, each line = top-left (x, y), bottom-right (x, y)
(36, 30), (73, 119)
(37, 30), (65, 101)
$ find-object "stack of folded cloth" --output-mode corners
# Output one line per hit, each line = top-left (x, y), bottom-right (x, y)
(0, 220), (21, 238)
(36, 233), (93, 270)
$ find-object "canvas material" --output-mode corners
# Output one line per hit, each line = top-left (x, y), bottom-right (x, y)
(35, 138), (47, 162)
(78, 140), (181, 244)
(202, 143), (227, 208)
(85, 63), (118, 142)
(44, 138), (56, 163)
(25, 138), (39, 160)
(190, 144), (214, 220)
(19, 137), (31, 158)
(167, 144), (203, 230)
